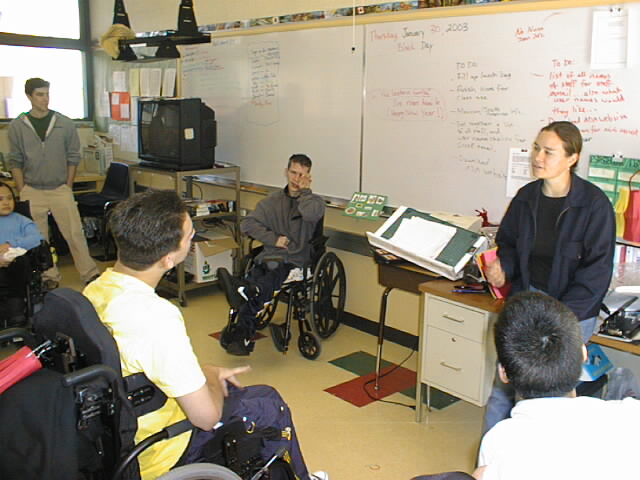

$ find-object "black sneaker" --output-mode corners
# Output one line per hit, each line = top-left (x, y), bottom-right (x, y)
(225, 337), (255, 356)
(217, 268), (247, 311)
(269, 323), (290, 353)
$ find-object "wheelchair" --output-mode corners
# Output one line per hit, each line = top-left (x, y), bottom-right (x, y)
(0, 240), (53, 327)
(0, 289), (279, 480)
(234, 218), (346, 359)
(0, 200), (54, 328)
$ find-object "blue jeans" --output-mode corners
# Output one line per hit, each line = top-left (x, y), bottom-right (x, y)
(481, 290), (598, 434)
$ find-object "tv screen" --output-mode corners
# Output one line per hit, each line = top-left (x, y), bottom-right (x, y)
(138, 98), (217, 171)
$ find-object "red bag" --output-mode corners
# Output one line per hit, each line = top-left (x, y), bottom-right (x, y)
(0, 345), (44, 395)
(624, 170), (640, 242)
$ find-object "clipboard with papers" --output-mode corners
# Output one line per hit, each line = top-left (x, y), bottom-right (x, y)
(366, 206), (487, 281)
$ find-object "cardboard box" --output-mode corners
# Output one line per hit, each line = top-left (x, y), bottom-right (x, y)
(81, 135), (114, 175)
(184, 234), (238, 283)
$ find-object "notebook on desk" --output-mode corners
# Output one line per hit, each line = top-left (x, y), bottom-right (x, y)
(366, 206), (486, 281)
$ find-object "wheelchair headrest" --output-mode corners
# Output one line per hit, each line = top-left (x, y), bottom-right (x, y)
(33, 288), (123, 376)
(14, 200), (32, 219)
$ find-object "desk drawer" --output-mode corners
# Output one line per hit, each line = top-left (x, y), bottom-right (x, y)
(423, 326), (482, 401)
(427, 296), (487, 342)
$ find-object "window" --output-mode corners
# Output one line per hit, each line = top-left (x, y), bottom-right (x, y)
(0, 0), (80, 38)
(0, 0), (91, 120)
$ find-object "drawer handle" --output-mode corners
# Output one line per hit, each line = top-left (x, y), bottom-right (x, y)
(443, 314), (464, 324)
(440, 361), (462, 372)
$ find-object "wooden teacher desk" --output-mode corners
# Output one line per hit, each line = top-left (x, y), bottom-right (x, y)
(377, 263), (639, 422)
(375, 263), (501, 422)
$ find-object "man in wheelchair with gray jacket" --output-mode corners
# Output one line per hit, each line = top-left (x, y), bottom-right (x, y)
(217, 154), (325, 356)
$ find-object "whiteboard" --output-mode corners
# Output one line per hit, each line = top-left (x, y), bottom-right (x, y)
(362, 5), (640, 218)
(182, 26), (364, 199)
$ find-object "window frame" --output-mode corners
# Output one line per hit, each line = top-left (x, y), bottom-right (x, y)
(0, 0), (94, 121)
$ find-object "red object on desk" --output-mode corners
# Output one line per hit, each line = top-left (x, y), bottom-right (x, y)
(476, 248), (512, 300)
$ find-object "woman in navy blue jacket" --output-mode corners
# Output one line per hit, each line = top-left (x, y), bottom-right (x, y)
(482, 121), (616, 433)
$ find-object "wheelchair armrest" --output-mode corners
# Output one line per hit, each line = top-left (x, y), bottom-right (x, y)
(62, 364), (119, 388)
(0, 327), (35, 345)
(103, 199), (122, 214)
(112, 419), (194, 480)
(163, 418), (194, 438)
(26, 240), (54, 271)
(309, 234), (328, 250)
(246, 237), (264, 257)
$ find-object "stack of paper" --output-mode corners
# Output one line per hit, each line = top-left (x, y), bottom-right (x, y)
(367, 206), (486, 280)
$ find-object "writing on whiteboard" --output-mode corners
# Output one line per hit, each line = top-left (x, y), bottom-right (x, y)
(368, 88), (445, 121)
(248, 42), (280, 125)
(182, 46), (225, 74)
(546, 58), (637, 137)
(368, 28), (433, 53)
(515, 25), (545, 42)
(445, 59), (523, 179)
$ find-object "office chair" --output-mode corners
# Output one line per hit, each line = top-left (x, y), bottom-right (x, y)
(77, 162), (130, 261)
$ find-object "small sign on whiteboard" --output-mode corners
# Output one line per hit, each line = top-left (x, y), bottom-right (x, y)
(507, 148), (533, 197)
(591, 9), (629, 69)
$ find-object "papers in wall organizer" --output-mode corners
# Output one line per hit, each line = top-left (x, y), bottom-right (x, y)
(366, 206), (486, 281)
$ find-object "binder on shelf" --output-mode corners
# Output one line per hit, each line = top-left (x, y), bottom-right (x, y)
(366, 206), (486, 281)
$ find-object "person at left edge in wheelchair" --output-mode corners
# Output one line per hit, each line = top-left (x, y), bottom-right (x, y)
(217, 153), (325, 356)
(84, 191), (328, 480)
(0, 180), (44, 325)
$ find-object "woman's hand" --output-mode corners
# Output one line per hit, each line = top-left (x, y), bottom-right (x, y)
(484, 257), (506, 288)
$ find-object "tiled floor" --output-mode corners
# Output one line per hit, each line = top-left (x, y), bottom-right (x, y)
(58, 254), (483, 480)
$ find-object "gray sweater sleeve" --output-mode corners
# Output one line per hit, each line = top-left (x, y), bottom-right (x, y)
(241, 201), (279, 246)
(296, 189), (325, 223)
(7, 121), (25, 169)
(65, 118), (81, 166)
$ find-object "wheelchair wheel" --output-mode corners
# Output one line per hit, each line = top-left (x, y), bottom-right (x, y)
(298, 331), (321, 360)
(310, 251), (346, 339)
(254, 295), (278, 330)
(156, 463), (242, 480)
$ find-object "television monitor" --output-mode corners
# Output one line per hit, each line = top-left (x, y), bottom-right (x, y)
(138, 97), (217, 171)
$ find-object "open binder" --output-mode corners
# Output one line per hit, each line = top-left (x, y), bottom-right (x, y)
(366, 206), (486, 281)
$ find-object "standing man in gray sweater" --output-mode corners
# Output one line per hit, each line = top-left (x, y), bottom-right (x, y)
(218, 154), (325, 355)
(8, 78), (99, 289)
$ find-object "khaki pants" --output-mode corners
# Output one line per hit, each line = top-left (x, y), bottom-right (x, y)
(20, 184), (99, 284)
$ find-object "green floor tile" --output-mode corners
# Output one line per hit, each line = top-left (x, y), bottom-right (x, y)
(329, 350), (393, 376)
(329, 350), (460, 410)
(400, 385), (460, 410)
